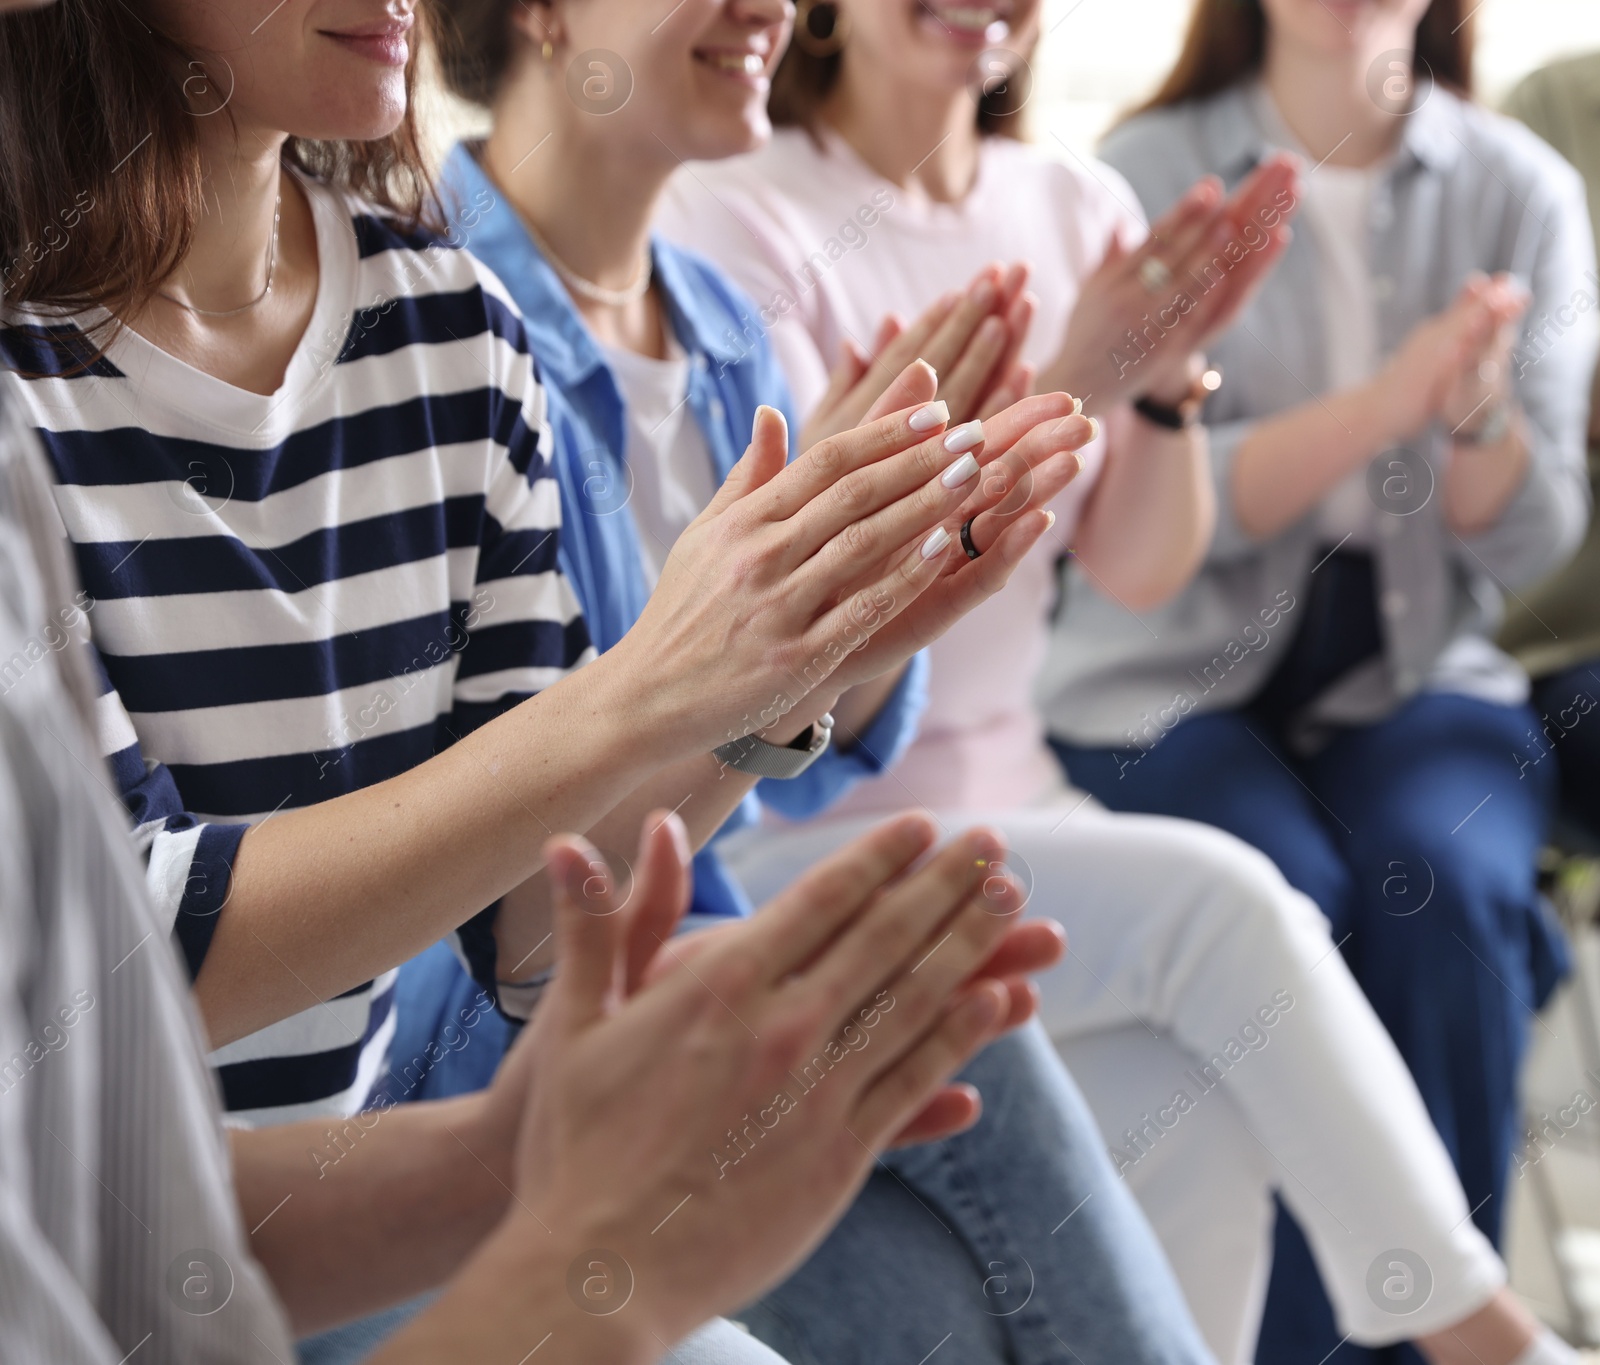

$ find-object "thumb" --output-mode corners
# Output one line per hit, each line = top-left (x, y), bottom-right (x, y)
(1101, 224), (1134, 274)
(872, 313), (907, 354)
(817, 338), (871, 415)
(624, 811), (694, 994)
(545, 834), (627, 1029)
(702, 404), (790, 519)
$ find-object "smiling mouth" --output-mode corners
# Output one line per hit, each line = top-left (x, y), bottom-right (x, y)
(917, 1), (1012, 42)
(693, 49), (768, 79)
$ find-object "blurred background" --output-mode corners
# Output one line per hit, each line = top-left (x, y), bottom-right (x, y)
(425, 1), (1600, 164)
(1033, 0), (1600, 154)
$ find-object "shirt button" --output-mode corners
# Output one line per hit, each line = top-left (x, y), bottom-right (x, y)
(707, 397), (725, 422)
(1373, 276), (1396, 302)
(1382, 589), (1408, 618)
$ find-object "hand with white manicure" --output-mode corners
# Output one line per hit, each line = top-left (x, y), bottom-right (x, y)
(803, 375), (1099, 695)
(616, 360), (1096, 746)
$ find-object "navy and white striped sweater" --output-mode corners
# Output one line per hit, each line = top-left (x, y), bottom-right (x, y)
(0, 174), (593, 1126)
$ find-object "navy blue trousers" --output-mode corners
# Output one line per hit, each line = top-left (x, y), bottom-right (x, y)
(1531, 659), (1600, 841)
(1056, 690), (1566, 1365)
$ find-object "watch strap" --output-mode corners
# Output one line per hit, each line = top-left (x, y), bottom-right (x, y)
(1132, 394), (1195, 430)
(713, 713), (834, 779)
(1454, 400), (1513, 447)
(1133, 364), (1221, 431)
(494, 965), (555, 1022)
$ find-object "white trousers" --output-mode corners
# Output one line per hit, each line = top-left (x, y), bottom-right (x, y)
(719, 804), (1506, 1364)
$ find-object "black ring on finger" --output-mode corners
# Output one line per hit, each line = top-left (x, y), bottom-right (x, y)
(960, 516), (982, 560)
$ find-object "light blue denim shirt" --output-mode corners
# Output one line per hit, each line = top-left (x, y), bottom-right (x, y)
(1038, 82), (1598, 747)
(438, 144), (929, 919)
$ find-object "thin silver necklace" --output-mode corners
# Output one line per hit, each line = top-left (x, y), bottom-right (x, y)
(156, 192), (281, 319)
(518, 209), (652, 308)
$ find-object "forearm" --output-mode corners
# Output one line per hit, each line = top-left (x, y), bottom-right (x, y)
(495, 748), (763, 978)
(371, 1220), (663, 1365)
(1445, 418), (1531, 536)
(830, 666), (906, 745)
(233, 1094), (510, 1336)
(195, 647), (678, 1046)
(1231, 380), (1399, 539)
(1071, 409), (1214, 611)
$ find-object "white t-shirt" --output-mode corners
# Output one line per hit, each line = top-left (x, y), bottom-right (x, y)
(602, 333), (717, 587)
(1255, 85), (1384, 546)
(658, 128), (1143, 813)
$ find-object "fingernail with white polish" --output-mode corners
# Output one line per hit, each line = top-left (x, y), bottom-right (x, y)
(1087, 416), (1101, 443)
(943, 420), (983, 453)
(1044, 511), (1057, 530)
(910, 401), (949, 432)
(941, 453), (979, 488)
(921, 526), (951, 560)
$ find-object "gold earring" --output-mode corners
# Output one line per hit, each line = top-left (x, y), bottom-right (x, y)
(794, 0), (847, 56)
(541, 37), (555, 60)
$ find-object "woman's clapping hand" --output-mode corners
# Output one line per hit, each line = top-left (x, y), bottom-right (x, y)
(802, 262), (1038, 448)
(486, 810), (1061, 1349)
(618, 367), (1096, 750)
(1047, 154), (1301, 414)
(1370, 271), (1530, 444)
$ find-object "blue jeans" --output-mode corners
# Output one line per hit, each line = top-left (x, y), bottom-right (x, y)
(300, 1303), (791, 1364)
(1056, 690), (1567, 1365)
(349, 952), (1215, 1365)
(745, 1020), (1213, 1365)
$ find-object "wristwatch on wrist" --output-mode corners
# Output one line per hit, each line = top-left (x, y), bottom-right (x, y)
(713, 712), (835, 779)
(1454, 398), (1513, 448)
(1134, 364), (1223, 431)
(495, 965), (554, 1022)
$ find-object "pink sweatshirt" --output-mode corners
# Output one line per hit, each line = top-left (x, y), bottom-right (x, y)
(658, 127), (1144, 815)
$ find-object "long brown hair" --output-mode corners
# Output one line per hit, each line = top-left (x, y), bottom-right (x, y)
(770, 2), (1032, 140)
(0, 0), (437, 321)
(1134, 0), (1474, 115)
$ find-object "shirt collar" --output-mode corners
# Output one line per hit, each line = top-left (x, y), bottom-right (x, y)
(1394, 84), (1465, 174)
(439, 142), (749, 385)
(1202, 78), (1463, 182)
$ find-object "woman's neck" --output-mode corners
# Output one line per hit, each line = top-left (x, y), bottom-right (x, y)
(482, 88), (670, 356)
(1262, 35), (1410, 168)
(164, 128), (294, 309)
(823, 60), (982, 203)
(131, 124), (321, 396)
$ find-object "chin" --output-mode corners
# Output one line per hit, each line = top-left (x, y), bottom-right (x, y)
(278, 72), (409, 142)
(1276, 0), (1385, 51)
(676, 108), (772, 163)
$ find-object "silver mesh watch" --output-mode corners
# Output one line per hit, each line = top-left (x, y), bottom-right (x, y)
(713, 712), (834, 779)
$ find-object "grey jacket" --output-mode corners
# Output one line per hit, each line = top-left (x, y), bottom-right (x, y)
(1037, 82), (1598, 749)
